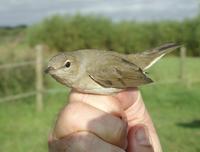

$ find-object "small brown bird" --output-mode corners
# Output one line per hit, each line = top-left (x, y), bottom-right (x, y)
(45, 43), (180, 94)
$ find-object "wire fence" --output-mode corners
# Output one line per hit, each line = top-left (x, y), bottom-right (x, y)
(0, 61), (35, 70)
(0, 45), (45, 111)
(0, 45), (198, 111)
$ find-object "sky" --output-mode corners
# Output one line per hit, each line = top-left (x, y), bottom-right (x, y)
(0, 0), (199, 26)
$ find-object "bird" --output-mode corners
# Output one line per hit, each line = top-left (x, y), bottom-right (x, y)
(45, 43), (180, 94)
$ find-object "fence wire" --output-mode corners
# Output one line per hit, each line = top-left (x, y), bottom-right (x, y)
(0, 91), (36, 103)
(0, 61), (35, 70)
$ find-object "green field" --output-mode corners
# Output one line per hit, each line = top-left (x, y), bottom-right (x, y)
(0, 57), (200, 152)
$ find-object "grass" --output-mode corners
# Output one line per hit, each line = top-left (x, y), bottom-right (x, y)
(0, 93), (68, 152)
(0, 57), (200, 152)
(141, 84), (200, 152)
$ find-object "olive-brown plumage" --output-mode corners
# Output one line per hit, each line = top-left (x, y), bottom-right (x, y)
(45, 43), (180, 94)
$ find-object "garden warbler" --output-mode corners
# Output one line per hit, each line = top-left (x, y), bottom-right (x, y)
(45, 43), (180, 94)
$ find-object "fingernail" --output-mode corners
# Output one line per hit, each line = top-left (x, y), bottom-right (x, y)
(135, 127), (151, 145)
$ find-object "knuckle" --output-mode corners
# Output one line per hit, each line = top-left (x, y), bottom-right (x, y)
(110, 118), (127, 148)
(63, 132), (96, 152)
(106, 97), (122, 114)
(53, 102), (87, 139)
(61, 102), (86, 124)
(116, 119), (127, 137)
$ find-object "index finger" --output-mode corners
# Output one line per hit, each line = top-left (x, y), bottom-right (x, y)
(114, 88), (140, 110)
(115, 88), (162, 152)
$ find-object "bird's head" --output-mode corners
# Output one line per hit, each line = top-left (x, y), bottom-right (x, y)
(45, 52), (79, 87)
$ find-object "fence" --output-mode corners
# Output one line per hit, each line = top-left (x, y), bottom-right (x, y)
(0, 45), (70, 111)
(0, 45), (43, 111)
(0, 45), (198, 111)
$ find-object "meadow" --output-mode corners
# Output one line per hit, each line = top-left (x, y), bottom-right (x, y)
(0, 56), (199, 152)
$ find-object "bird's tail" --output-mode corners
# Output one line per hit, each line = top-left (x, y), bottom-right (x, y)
(127, 43), (181, 70)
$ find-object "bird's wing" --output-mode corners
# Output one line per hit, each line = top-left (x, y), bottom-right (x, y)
(87, 54), (153, 88)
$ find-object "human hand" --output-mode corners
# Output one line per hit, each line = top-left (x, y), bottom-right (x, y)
(48, 88), (162, 152)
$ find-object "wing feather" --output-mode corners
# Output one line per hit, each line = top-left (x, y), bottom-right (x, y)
(87, 54), (153, 88)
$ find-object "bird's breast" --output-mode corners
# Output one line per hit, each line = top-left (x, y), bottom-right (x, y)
(72, 73), (121, 94)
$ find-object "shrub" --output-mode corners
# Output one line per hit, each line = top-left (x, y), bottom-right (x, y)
(27, 14), (200, 56)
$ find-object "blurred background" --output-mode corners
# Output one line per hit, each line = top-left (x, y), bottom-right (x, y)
(0, 0), (200, 152)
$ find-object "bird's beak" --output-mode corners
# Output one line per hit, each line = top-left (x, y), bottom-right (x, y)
(44, 66), (54, 74)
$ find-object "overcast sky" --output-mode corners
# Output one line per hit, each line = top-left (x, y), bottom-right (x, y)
(0, 0), (199, 26)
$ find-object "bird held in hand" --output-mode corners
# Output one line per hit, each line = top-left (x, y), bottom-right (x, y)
(45, 43), (180, 94)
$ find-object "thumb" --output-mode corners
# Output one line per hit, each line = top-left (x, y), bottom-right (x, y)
(127, 126), (154, 152)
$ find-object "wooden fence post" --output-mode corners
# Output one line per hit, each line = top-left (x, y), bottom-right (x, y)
(35, 45), (44, 112)
(179, 46), (187, 82)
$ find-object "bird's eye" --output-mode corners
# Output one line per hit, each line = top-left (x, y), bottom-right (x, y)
(65, 61), (71, 68)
